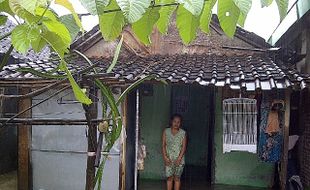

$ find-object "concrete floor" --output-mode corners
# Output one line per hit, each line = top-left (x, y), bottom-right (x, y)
(139, 180), (271, 190)
(0, 171), (17, 190)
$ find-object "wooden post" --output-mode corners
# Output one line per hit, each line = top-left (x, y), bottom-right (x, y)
(84, 86), (98, 190)
(18, 88), (31, 190)
(280, 90), (291, 190)
(120, 96), (128, 190)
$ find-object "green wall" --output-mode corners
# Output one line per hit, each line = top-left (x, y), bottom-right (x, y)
(214, 89), (275, 188)
(140, 84), (171, 179)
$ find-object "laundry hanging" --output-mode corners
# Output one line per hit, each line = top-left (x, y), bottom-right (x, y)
(258, 92), (284, 162)
(223, 98), (258, 153)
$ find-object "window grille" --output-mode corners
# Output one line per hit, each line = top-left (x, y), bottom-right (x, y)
(223, 98), (257, 153)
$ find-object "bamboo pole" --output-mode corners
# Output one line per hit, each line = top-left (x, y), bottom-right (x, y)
(280, 90), (291, 190)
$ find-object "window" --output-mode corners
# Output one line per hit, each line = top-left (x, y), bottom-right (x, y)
(223, 98), (257, 153)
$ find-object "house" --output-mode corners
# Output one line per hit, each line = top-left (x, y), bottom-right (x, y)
(268, 0), (310, 188)
(1, 15), (310, 190)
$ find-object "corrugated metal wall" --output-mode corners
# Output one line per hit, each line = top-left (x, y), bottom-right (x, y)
(31, 89), (120, 190)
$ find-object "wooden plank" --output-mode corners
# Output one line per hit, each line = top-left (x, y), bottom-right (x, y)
(18, 88), (32, 190)
(119, 96), (128, 190)
(280, 90), (291, 190)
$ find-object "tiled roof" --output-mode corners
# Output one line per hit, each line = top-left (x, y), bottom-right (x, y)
(0, 53), (309, 91)
(0, 20), (51, 62)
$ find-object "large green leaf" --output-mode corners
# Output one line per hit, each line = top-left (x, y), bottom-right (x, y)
(59, 61), (92, 105)
(275, 0), (288, 21)
(55, 0), (84, 31)
(176, 5), (200, 45)
(9, 0), (39, 23)
(42, 20), (71, 47)
(156, 0), (176, 34)
(199, 0), (216, 33)
(31, 35), (47, 52)
(96, 0), (111, 14)
(177, 0), (204, 16)
(78, 0), (110, 15)
(35, 7), (58, 21)
(116, 0), (151, 23)
(132, 7), (160, 45)
(60, 14), (80, 42)
(17, 0), (47, 14)
(99, 0), (125, 41)
(0, 15), (7, 25)
(11, 24), (40, 54)
(217, 0), (240, 38)
(0, 0), (13, 15)
(261, 0), (273, 7)
(41, 30), (69, 57)
(107, 35), (123, 73)
(233, 0), (252, 27)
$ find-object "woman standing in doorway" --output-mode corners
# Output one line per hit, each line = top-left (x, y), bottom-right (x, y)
(162, 114), (187, 190)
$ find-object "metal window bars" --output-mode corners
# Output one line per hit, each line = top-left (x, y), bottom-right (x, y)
(223, 98), (257, 153)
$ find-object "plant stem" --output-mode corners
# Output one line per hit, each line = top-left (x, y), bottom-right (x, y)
(0, 45), (13, 71)
(0, 32), (11, 41)
(100, 0), (209, 14)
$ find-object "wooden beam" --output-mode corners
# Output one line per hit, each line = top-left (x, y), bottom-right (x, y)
(0, 118), (112, 126)
(280, 90), (291, 190)
(84, 86), (98, 190)
(18, 88), (31, 190)
(120, 96), (128, 190)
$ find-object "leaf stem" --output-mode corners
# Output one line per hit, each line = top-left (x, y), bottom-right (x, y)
(37, 1), (51, 24)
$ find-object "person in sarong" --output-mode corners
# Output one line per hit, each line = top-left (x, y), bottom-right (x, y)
(162, 114), (187, 190)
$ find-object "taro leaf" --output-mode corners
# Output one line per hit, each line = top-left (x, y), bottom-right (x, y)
(99, 0), (125, 41)
(116, 0), (151, 23)
(132, 7), (160, 45)
(200, 0), (216, 33)
(217, 0), (240, 38)
(156, 0), (177, 34)
(176, 5), (200, 45)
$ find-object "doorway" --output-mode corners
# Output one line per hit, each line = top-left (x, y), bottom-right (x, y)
(171, 85), (212, 188)
(137, 84), (213, 189)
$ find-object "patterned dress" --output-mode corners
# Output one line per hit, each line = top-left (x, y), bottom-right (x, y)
(164, 128), (186, 177)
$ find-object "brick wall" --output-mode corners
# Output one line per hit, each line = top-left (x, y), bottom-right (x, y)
(300, 90), (310, 187)
(300, 113), (310, 186)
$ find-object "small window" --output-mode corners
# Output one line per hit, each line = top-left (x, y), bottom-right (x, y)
(223, 98), (257, 153)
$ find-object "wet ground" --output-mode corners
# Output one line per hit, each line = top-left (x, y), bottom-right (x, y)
(0, 171), (17, 190)
(139, 179), (271, 190)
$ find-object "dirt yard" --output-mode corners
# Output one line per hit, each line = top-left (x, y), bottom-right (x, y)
(0, 171), (17, 190)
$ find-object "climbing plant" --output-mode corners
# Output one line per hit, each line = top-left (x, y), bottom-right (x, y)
(0, 0), (289, 189)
